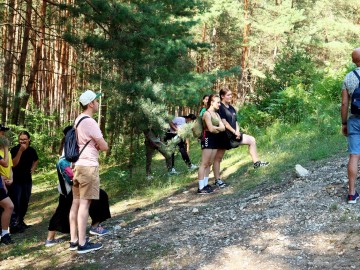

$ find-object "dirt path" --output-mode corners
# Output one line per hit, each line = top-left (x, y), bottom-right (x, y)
(3, 154), (360, 269)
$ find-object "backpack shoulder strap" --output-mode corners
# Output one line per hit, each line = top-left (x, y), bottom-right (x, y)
(75, 116), (90, 128)
(74, 116), (91, 157)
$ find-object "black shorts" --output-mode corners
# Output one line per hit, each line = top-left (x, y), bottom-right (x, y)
(0, 187), (8, 201)
(201, 131), (219, 149)
(217, 131), (243, 150)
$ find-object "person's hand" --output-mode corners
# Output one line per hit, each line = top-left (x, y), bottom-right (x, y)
(19, 143), (28, 152)
(95, 143), (100, 150)
(342, 124), (348, 136)
(235, 130), (241, 139)
(30, 167), (35, 174)
(5, 178), (12, 186)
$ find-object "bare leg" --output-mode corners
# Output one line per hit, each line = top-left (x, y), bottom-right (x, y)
(213, 149), (226, 179)
(69, 199), (80, 243)
(77, 199), (91, 246)
(240, 134), (259, 163)
(348, 154), (360, 195)
(198, 149), (217, 181)
(47, 230), (56, 241)
(0, 197), (14, 232)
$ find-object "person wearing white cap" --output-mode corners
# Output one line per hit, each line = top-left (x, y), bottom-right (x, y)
(69, 89), (108, 254)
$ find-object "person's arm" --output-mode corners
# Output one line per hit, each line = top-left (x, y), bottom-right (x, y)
(169, 121), (178, 133)
(204, 111), (219, 133)
(94, 137), (109, 151)
(186, 138), (190, 153)
(221, 118), (236, 134)
(5, 169), (13, 186)
(217, 113), (226, 132)
(30, 160), (39, 174)
(0, 150), (8, 168)
(12, 145), (27, 167)
(2, 177), (7, 193)
(341, 89), (349, 136)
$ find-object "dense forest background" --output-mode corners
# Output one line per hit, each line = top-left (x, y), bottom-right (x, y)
(0, 0), (359, 170)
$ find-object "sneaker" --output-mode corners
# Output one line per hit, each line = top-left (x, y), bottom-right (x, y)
(9, 224), (25, 234)
(168, 168), (179, 175)
(69, 240), (79, 251)
(70, 237), (90, 251)
(20, 221), (32, 229)
(203, 184), (214, 192)
(45, 238), (63, 247)
(188, 164), (198, 171)
(253, 161), (270, 168)
(89, 225), (110, 236)
(348, 192), (360, 204)
(197, 187), (214, 195)
(77, 240), (103, 254)
(214, 179), (228, 188)
(1, 234), (14, 245)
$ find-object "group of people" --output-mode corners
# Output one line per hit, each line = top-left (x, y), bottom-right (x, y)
(0, 90), (110, 255)
(197, 88), (269, 194)
(144, 87), (269, 194)
(0, 129), (38, 244)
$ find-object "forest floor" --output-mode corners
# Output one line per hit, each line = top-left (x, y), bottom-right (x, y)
(2, 153), (360, 269)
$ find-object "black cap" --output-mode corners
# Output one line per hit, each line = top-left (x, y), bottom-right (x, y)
(0, 124), (10, 131)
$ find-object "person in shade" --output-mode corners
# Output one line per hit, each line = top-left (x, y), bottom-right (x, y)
(9, 131), (38, 232)
(197, 94), (225, 194)
(165, 114), (198, 174)
(341, 47), (360, 204)
(144, 129), (172, 180)
(199, 95), (209, 117)
(213, 87), (269, 188)
(69, 90), (108, 254)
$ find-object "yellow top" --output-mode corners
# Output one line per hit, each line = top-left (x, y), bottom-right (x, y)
(0, 149), (12, 179)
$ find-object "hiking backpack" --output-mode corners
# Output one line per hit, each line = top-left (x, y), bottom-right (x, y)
(64, 116), (91, 162)
(351, 70), (360, 115)
(192, 116), (204, 139)
(56, 158), (73, 195)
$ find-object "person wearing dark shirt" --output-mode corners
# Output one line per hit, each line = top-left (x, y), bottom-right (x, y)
(9, 131), (38, 232)
(213, 88), (269, 188)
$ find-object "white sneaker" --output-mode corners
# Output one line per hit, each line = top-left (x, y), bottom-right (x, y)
(188, 164), (198, 170)
(168, 168), (179, 175)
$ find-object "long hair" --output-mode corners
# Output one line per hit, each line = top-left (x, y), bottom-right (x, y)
(207, 94), (219, 109)
(219, 87), (231, 101)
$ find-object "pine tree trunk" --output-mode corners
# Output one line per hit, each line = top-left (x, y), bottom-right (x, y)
(12, 0), (32, 125)
(19, 0), (47, 125)
(2, 0), (16, 124)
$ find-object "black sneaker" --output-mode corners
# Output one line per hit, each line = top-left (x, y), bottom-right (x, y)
(197, 187), (214, 195)
(214, 179), (228, 188)
(70, 237), (89, 251)
(77, 240), (103, 254)
(20, 221), (32, 229)
(1, 234), (14, 245)
(10, 224), (25, 234)
(69, 240), (78, 251)
(204, 185), (214, 192)
(253, 161), (269, 168)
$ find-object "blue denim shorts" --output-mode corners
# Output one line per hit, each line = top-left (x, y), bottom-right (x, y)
(348, 117), (360, 154)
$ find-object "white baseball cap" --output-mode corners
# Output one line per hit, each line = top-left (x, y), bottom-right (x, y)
(79, 90), (102, 106)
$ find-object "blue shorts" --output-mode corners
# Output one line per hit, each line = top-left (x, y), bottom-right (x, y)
(348, 117), (360, 154)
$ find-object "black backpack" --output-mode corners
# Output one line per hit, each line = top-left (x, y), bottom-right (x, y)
(351, 70), (360, 115)
(64, 116), (91, 162)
